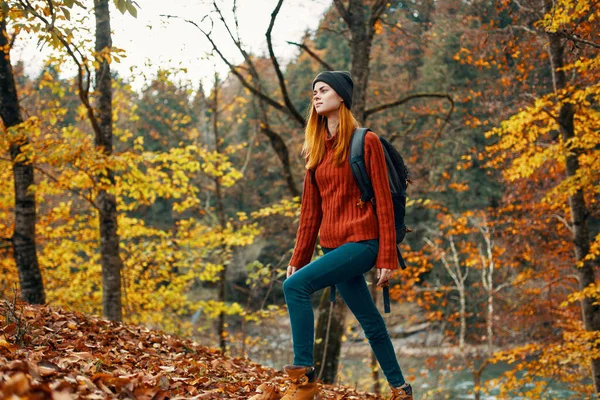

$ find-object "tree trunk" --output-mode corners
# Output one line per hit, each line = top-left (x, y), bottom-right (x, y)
(94, 0), (123, 321)
(486, 286), (493, 352)
(350, 39), (370, 123)
(212, 76), (228, 354)
(472, 363), (482, 400)
(217, 255), (227, 353)
(314, 288), (345, 384)
(345, 1), (373, 124)
(459, 285), (466, 350)
(470, 358), (489, 400)
(547, 31), (600, 394)
(0, 18), (45, 304)
(261, 125), (299, 198)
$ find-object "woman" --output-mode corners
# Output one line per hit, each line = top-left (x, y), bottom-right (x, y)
(281, 71), (413, 400)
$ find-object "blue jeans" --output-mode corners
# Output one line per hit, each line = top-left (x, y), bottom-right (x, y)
(283, 239), (406, 387)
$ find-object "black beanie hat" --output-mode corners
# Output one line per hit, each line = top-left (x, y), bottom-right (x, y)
(312, 71), (354, 110)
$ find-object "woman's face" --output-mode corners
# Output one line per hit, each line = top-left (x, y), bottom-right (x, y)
(313, 82), (343, 116)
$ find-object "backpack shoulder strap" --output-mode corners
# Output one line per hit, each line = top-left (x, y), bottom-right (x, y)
(349, 127), (374, 204)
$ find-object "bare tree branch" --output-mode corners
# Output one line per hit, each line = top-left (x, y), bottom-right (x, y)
(210, 4), (299, 195)
(499, 23), (600, 50)
(388, 119), (417, 143)
(550, 30), (600, 50)
(7, 28), (19, 49)
(213, 0), (243, 48)
(177, 4), (299, 196)
(367, 0), (388, 38)
(366, 92), (454, 138)
(232, 0), (242, 44)
(210, 3), (269, 106)
(287, 41), (335, 71)
(45, 0), (56, 26)
(502, 24), (537, 35)
(379, 17), (418, 39)
(366, 92), (453, 117)
(161, 14), (292, 119)
(316, 25), (348, 37)
(552, 213), (575, 234)
(513, 0), (540, 15)
(240, 101), (259, 176)
(261, 123), (300, 197)
(36, 166), (99, 209)
(0, 155), (99, 209)
(18, 0), (99, 136)
(372, 0), (388, 20)
(332, 0), (350, 23)
(265, 0), (305, 126)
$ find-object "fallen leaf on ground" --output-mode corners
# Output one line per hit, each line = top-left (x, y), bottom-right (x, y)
(0, 303), (383, 399)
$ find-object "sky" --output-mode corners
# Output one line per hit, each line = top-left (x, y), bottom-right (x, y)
(12, 0), (332, 91)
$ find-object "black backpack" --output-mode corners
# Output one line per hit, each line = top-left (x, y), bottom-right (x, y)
(347, 128), (411, 313)
(349, 127), (411, 270)
(311, 128), (412, 313)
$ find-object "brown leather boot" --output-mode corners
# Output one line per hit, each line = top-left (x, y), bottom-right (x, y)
(389, 383), (413, 400)
(280, 365), (320, 400)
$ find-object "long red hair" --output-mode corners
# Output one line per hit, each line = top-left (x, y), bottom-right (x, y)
(302, 102), (359, 169)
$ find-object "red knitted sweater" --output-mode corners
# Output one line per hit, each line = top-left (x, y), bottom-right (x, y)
(289, 130), (398, 270)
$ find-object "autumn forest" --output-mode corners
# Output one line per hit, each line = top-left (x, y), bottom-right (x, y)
(1, 0), (599, 399)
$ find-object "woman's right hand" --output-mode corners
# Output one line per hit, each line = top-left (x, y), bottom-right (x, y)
(287, 265), (297, 278)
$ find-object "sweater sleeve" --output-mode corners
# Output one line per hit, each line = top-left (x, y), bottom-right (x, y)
(289, 169), (323, 268)
(364, 131), (398, 270)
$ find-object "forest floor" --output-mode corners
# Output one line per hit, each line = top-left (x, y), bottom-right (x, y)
(0, 300), (384, 399)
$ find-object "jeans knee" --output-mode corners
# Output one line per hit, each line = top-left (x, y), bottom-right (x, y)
(282, 277), (293, 296)
(363, 317), (389, 343)
(284, 274), (314, 302)
(283, 275), (303, 297)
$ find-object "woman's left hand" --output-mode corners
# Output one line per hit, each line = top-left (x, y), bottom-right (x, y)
(376, 268), (394, 287)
